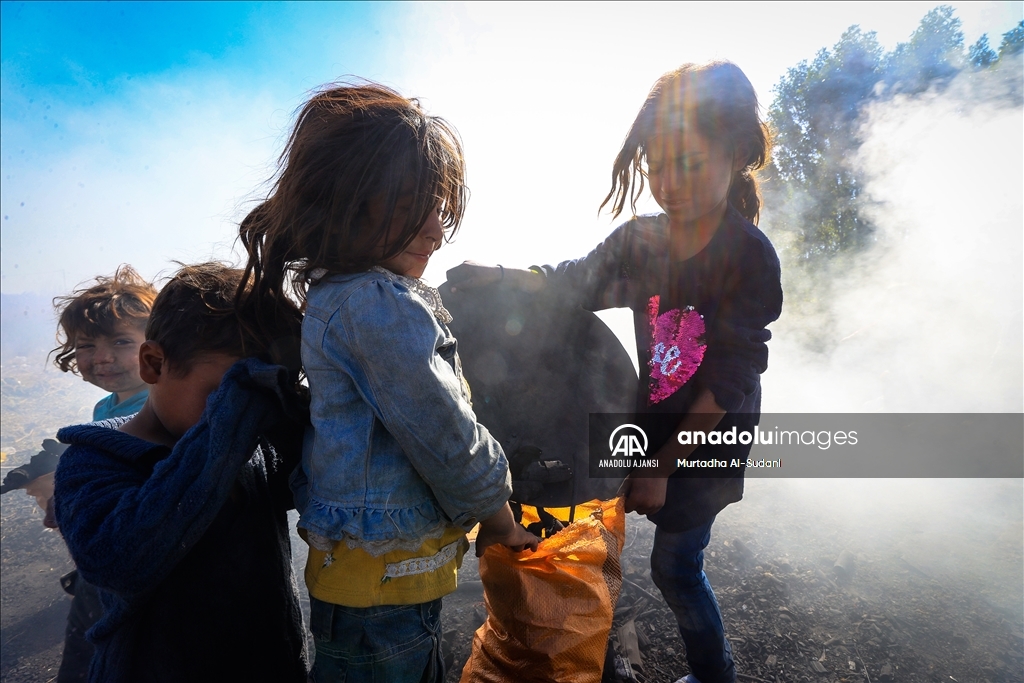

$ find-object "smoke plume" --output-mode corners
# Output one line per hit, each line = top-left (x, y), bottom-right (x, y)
(762, 59), (1023, 413)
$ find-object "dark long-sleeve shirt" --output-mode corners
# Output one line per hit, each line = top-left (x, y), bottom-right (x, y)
(541, 207), (783, 530)
(54, 359), (308, 683)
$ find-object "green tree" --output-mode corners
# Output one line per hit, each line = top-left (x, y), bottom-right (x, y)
(764, 6), (1018, 353)
(764, 6), (978, 263)
(969, 34), (997, 69)
(998, 20), (1024, 59)
(883, 6), (964, 94)
(765, 26), (884, 260)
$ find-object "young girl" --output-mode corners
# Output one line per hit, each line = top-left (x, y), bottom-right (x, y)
(238, 83), (538, 683)
(450, 62), (783, 683)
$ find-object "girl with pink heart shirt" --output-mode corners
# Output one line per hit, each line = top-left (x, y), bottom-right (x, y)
(448, 61), (782, 683)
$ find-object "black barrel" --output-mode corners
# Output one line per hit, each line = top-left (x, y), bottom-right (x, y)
(440, 280), (638, 507)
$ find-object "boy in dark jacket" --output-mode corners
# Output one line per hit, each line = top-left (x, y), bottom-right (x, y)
(0, 265), (158, 683)
(53, 263), (308, 683)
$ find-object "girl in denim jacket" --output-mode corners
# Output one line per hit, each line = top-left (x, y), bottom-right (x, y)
(237, 83), (538, 683)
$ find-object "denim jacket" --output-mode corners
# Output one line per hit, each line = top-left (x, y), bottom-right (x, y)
(295, 270), (512, 555)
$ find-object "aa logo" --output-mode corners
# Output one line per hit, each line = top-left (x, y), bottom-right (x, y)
(608, 424), (648, 459)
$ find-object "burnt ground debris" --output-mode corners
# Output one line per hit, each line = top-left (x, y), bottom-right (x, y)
(442, 486), (1023, 683)
(2, 358), (1022, 682)
(3, 476), (1023, 683)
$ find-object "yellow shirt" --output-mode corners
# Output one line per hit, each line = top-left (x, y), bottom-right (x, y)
(305, 526), (469, 608)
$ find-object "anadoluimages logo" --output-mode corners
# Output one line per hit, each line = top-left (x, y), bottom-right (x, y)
(608, 424), (648, 459)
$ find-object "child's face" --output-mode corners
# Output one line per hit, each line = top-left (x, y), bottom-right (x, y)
(75, 323), (147, 398)
(373, 197), (444, 279)
(645, 124), (743, 227)
(147, 351), (240, 439)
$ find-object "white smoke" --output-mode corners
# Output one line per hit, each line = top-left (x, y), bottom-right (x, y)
(742, 62), (1023, 624)
(763, 62), (1024, 413)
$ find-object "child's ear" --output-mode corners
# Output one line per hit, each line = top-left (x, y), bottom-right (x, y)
(138, 341), (165, 384)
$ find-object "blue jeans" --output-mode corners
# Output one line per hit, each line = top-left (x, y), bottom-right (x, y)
(309, 597), (444, 683)
(650, 518), (736, 683)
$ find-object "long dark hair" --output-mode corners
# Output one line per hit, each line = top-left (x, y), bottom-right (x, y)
(237, 81), (467, 332)
(601, 61), (772, 224)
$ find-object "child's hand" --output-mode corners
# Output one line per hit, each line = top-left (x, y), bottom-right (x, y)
(446, 261), (502, 291)
(474, 502), (540, 557)
(446, 262), (545, 293)
(475, 523), (541, 557)
(24, 471), (55, 513)
(618, 475), (668, 516)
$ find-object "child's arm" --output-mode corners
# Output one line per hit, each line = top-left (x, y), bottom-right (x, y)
(445, 262), (544, 293)
(54, 360), (290, 596)
(447, 217), (659, 311)
(619, 388), (727, 515)
(474, 502), (541, 556)
(701, 235), (783, 412)
(335, 282), (517, 530)
(22, 472), (55, 518)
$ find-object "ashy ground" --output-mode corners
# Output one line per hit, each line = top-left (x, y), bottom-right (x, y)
(2, 359), (1022, 683)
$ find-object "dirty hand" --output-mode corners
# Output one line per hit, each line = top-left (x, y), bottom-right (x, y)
(43, 495), (58, 530)
(475, 523), (540, 557)
(618, 476), (668, 516)
(446, 261), (503, 292)
(24, 471), (55, 513)
(447, 262), (544, 293)
(474, 503), (540, 557)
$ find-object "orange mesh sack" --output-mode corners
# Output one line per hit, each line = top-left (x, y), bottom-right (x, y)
(460, 497), (626, 683)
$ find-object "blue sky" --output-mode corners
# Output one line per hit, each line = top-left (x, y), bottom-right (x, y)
(1, 2), (388, 98)
(1, 1), (1021, 412)
(3, 1), (1021, 295)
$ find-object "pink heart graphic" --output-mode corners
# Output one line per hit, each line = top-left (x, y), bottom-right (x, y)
(647, 294), (706, 405)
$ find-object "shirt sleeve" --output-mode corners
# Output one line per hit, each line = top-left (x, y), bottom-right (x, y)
(538, 217), (663, 312)
(700, 234), (783, 412)
(330, 280), (511, 527)
(54, 359), (290, 596)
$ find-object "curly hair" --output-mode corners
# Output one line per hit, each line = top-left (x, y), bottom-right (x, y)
(51, 265), (157, 373)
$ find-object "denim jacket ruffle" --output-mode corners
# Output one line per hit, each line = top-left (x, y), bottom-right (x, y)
(296, 270), (511, 556)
